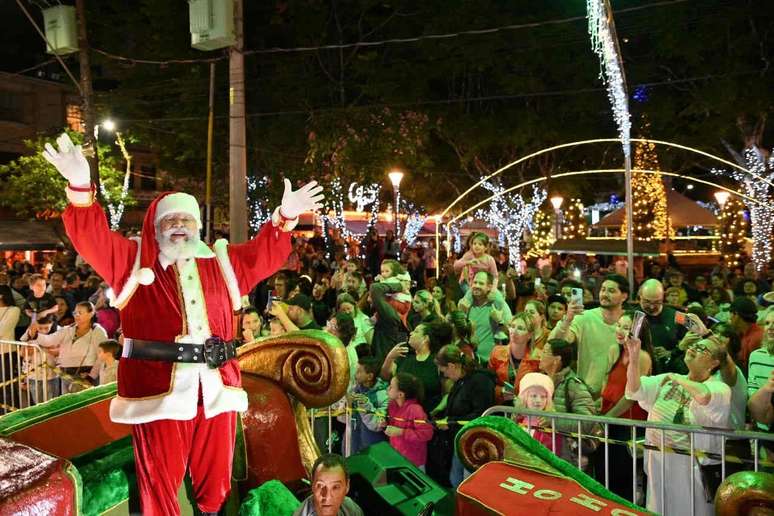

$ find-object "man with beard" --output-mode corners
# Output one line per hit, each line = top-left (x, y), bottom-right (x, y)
(638, 279), (686, 374)
(549, 274), (628, 399)
(43, 133), (323, 516)
(458, 271), (512, 362)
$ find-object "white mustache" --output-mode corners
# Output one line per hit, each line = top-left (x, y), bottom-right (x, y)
(161, 227), (196, 241)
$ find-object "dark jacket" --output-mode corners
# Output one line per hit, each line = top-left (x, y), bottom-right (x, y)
(443, 369), (496, 434)
(369, 282), (408, 360)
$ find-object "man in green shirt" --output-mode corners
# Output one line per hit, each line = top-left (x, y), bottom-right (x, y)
(459, 271), (512, 362)
(549, 274), (629, 398)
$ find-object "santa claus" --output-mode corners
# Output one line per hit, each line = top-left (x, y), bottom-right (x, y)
(43, 134), (324, 515)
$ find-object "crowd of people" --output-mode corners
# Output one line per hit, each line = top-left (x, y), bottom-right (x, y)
(2, 228), (774, 513)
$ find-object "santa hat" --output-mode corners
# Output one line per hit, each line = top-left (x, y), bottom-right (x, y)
(518, 372), (554, 401)
(133, 192), (202, 286)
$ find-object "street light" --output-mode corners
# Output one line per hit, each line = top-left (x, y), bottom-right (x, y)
(714, 191), (730, 208)
(388, 170), (404, 237)
(94, 118), (116, 139)
(550, 195), (564, 239)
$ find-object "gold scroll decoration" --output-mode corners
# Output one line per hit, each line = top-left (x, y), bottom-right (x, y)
(237, 329), (350, 409)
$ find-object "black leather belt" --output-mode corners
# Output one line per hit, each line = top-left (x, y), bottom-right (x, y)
(122, 336), (236, 369)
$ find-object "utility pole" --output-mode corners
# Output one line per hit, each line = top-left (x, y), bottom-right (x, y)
(205, 62), (215, 244)
(229, 0), (247, 243)
(74, 0), (100, 192)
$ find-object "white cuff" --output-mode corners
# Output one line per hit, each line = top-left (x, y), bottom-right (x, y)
(65, 185), (95, 207)
(271, 206), (299, 232)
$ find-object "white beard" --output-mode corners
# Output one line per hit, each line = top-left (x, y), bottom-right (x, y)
(157, 226), (200, 263)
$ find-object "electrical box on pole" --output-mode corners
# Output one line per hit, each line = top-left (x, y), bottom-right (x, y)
(189, 0), (236, 51)
(43, 5), (78, 55)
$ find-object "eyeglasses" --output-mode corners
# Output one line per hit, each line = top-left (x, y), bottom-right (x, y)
(687, 342), (712, 355)
(639, 298), (663, 306)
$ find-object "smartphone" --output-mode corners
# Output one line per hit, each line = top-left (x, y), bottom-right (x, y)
(570, 287), (584, 307)
(675, 311), (699, 333)
(573, 269), (582, 280)
(534, 277), (542, 288)
(630, 310), (646, 339)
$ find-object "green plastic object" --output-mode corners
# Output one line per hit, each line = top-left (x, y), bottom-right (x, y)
(239, 480), (300, 516)
(346, 442), (452, 515)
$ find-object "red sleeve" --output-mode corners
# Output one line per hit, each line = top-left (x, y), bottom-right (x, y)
(226, 221), (292, 295)
(62, 202), (136, 292)
(402, 405), (433, 443)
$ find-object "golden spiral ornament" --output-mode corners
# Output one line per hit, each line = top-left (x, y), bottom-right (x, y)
(459, 429), (505, 470)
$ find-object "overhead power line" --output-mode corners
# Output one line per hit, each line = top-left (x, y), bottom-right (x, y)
(90, 0), (691, 66)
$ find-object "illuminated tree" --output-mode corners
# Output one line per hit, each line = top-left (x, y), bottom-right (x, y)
(562, 198), (587, 239)
(718, 197), (748, 268)
(622, 138), (673, 241)
(527, 208), (555, 257)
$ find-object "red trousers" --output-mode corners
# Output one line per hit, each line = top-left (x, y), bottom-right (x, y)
(132, 406), (236, 515)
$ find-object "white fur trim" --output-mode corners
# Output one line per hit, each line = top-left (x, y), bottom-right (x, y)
(65, 186), (94, 206)
(212, 239), (242, 310)
(136, 267), (155, 285)
(109, 362), (247, 424)
(107, 237), (142, 308)
(271, 206), (299, 232)
(155, 192), (202, 228)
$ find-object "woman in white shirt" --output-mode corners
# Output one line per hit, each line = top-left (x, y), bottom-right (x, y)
(0, 286), (21, 412)
(36, 301), (107, 394)
(625, 334), (731, 516)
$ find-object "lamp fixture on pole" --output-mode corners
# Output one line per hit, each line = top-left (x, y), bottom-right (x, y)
(388, 170), (404, 237)
(550, 195), (564, 239)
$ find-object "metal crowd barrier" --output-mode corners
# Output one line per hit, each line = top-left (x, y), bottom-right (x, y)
(483, 405), (774, 516)
(0, 339), (56, 412)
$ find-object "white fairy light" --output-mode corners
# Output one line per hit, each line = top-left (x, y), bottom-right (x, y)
(587, 0), (631, 157)
(99, 132), (132, 230)
(347, 182), (381, 212)
(475, 179), (547, 267)
(712, 146), (774, 271)
(247, 175), (272, 234)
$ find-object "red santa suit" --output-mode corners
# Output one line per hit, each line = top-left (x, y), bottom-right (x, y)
(62, 188), (293, 515)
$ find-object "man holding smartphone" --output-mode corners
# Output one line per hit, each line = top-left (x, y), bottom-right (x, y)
(549, 274), (629, 399)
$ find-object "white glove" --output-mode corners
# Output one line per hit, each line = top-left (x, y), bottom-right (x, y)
(41, 133), (91, 187)
(280, 179), (324, 219)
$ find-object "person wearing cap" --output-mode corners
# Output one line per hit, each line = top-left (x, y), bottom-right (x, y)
(271, 293), (321, 332)
(545, 293), (567, 330)
(729, 296), (763, 371)
(42, 133), (324, 516)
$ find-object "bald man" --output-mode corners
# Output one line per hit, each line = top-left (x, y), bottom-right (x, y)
(638, 279), (686, 374)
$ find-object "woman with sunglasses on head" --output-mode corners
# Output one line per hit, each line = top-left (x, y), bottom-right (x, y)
(625, 327), (731, 516)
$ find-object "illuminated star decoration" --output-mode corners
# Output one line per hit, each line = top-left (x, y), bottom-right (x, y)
(712, 146), (774, 271)
(475, 179), (547, 268)
(587, 0), (631, 157)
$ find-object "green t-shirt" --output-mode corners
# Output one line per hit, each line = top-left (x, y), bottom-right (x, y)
(568, 307), (617, 398)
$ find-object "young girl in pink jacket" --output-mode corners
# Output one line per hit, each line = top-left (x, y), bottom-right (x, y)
(386, 373), (434, 470)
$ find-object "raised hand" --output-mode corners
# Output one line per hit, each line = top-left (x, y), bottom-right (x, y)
(41, 133), (90, 187)
(280, 179), (324, 219)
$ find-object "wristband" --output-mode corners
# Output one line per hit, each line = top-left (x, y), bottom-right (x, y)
(68, 183), (93, 192)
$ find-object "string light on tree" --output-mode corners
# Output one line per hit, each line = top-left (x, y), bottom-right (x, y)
(247, 175), (272, 235)
(622, 136), (673, 241)
(717, 195), (747, 268)
(98, 132), (133, 230)
(713, 146), (774, 271)
(527, 208), (555, 258)
(475, 179), (547, 268)
(561, 198), (587, 239)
